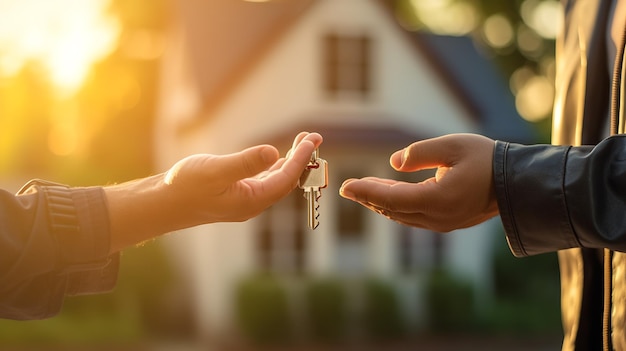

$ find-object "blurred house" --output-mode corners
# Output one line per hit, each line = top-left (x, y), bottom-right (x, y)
(154, 0), (535, 340)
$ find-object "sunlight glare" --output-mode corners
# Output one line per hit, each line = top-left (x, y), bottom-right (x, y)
(49, 122), (79, 156)
(0, 0), (120, 95)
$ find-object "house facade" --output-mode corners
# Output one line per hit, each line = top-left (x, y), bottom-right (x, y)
(154, 0), (534, 339)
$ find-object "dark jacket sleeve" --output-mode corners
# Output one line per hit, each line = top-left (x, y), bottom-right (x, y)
(494, 135), (626, 257)
(0, 180), (119, 320)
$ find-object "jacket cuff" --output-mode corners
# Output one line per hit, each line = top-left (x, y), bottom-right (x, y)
(493, 141), (580, 256)
(19, 180), (119, 294)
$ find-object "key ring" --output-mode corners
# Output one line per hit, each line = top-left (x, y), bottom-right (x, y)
(307, 149), (320, 169)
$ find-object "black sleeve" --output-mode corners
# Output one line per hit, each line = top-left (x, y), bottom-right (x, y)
(494, 135), (626, 257)
(0, 180), (119, 320)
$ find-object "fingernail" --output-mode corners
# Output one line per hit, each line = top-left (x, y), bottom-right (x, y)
(339, 181), (355, 198)
(261, 146), (278, 164)
(390, 149), (405, 169)
(339, 187), (354, 199)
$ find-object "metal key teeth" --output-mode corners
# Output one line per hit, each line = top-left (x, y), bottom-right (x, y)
(305, 190), (320, 229)
(312, 210), (320, 229)
(299, 147), (327, 230)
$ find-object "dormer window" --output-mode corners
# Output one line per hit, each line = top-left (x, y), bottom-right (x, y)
(323, 33), (371, 99)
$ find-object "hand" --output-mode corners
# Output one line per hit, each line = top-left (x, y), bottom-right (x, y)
(106, 132), (322, 252)
(339, 133), (498, 232)
(163, 131), (323, 224)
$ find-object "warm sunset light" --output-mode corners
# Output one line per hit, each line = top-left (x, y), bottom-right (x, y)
(0, 0), (121, 95)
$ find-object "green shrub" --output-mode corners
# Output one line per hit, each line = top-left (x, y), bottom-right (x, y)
(426, 269), (475, 332)
(363, 279), (405, 340)
(0, 242), (177, 346)
(306, 278), (348, 342)
(486, 234), (561, 334)
(235, 274), (291, 344)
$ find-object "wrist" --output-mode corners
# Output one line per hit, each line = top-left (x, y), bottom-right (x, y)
(105, 173), (181, 253)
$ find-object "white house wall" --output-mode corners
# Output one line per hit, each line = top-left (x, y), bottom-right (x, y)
(444, 218), (499, 308)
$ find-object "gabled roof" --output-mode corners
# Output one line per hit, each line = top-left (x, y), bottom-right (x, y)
(414, 34), (536, 143)
(175, 0), (315, 115)
(173, 0), (536, 143)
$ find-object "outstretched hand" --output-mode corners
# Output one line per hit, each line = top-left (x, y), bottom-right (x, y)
(106, 132), (322, 253)
(339, 133), (498, 232)
(163, 131), (323, 224)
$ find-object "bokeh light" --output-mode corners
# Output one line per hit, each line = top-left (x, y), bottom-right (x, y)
(520, 0), (562, 40)
(517, 23), (545, 59)
(509, 66), (535, 95)
(404, 0), (558, 124)
(409, 0), (478, 35)
(483, 14), (514, 49)
(515, 74), (554, 122)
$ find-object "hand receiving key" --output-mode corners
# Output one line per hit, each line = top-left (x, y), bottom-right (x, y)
(298, 148), (328, 229)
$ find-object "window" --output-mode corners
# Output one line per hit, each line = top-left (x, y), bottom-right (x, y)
(255, 192), (306, 274)
(397, 225), (447, 273)
(323, 33), (371, 98)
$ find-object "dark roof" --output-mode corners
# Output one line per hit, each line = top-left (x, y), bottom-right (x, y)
(414, 34), (536, 143)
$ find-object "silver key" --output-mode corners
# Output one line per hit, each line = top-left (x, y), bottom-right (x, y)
(298, 149), (328, 229)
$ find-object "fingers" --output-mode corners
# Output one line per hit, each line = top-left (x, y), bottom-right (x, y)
(339, 179), (450, 230)
(390, 134), (465, 172)
(340, 177), (439, 213)
(357, 202), (432, 228)
(286, 131), (316, 159)
(234, 132), (320, 213)
(267, 157), (287, 173)
(272, 132), (323, 185)
(291, 131), (310, 153)
(207, 132), (323, 184)
(215, 145), (280, 184)
(340, 178), (477, 232)
(289, 132), (323, 161)
(341, 134), (498, 232)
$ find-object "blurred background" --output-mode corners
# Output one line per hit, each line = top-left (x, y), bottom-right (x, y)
(0, 0), (562, 350)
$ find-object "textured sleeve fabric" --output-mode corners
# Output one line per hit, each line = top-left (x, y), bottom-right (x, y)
(494, 136), (626, 257)
(0, 181), (119, 320)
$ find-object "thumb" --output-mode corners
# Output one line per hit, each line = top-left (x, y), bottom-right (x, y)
(390, 135), (462, 171)
(217, 145), (279, 182)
